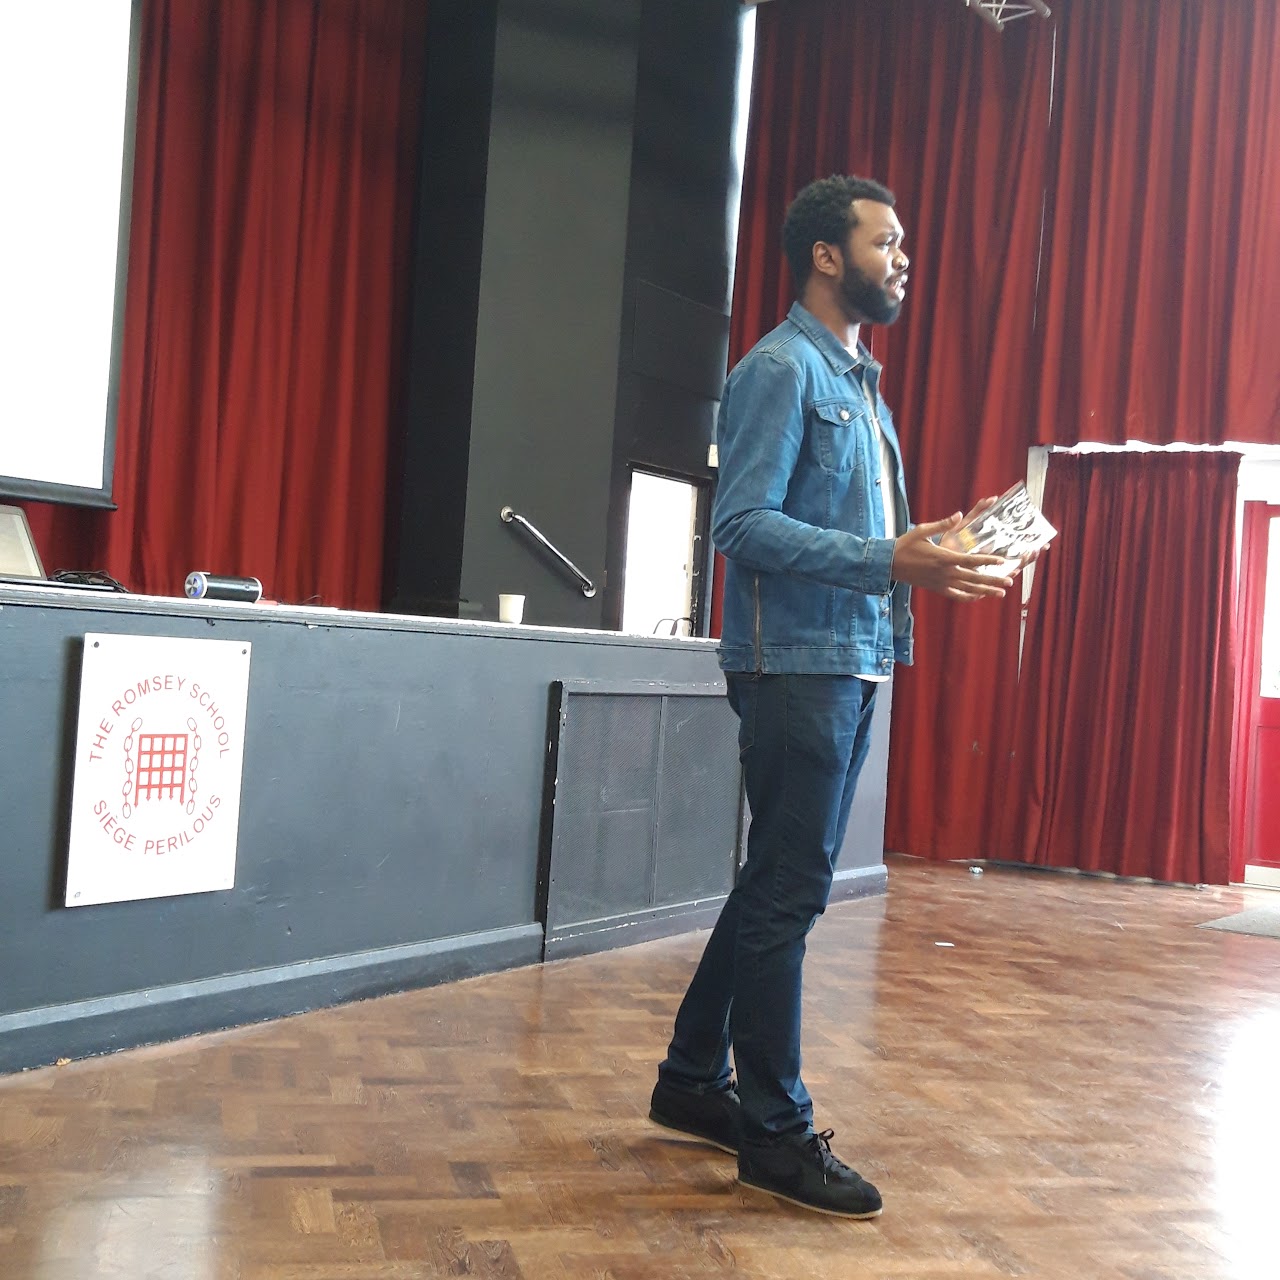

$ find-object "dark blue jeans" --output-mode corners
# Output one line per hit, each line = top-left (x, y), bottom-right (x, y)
(659, 672), (879, 1139)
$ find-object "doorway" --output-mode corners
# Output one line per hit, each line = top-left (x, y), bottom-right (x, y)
(1238, 502), (1280, 886)
(620, 469), (709, 638)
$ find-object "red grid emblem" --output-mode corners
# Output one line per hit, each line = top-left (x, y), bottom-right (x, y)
(135, 733), (189, 802)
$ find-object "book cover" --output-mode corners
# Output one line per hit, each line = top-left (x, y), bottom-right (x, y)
(953, 482), (1056, 577)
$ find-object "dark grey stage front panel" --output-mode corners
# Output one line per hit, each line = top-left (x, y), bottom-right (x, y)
(0, 590), (724, 1070)
(0, 924), (543, 1075)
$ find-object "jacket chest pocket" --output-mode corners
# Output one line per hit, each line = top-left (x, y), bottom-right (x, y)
(810, 401), (869, 475)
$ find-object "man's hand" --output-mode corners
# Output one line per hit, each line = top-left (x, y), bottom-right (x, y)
(940, 497), (997, 553)
(891, 513), (1014, 601)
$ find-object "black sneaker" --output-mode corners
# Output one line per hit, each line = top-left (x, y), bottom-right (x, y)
(738, 1128), (883, 1218)
(649, 1078), (742, 1155)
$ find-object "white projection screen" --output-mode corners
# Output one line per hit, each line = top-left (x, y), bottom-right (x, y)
(0, 1), (140, 507)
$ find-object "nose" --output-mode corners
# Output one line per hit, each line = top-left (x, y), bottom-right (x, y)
(893, 247), (909, 272)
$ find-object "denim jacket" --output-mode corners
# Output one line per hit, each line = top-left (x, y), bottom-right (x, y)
(714, 302), (915, 675)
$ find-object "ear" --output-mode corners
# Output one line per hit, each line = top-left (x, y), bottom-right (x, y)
(811, 240), (843, 281)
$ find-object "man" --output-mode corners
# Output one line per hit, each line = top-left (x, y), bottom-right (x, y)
(648, 176), (1012, 1218)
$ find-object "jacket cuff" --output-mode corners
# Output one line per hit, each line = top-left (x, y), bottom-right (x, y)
(861, 537), (896, 595)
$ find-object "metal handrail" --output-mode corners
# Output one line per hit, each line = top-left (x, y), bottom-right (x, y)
(500, 506), (597, 598)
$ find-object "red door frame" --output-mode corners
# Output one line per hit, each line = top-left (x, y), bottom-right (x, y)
(1232, 502), (1280, 882)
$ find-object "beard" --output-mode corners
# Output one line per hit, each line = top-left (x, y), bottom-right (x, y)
(840, 264), (902, 326)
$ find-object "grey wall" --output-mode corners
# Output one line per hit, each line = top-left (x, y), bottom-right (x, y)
(387, 0), (746, 631)
(460, 0), (642, 628)
(603, 0), (745, 632)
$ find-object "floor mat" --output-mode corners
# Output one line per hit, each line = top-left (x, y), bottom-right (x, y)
(1197, 906), (1280, 937)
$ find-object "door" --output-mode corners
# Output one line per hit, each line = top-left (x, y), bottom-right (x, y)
(1240, 503), (1280, 881)
(620, 470), (709, 638)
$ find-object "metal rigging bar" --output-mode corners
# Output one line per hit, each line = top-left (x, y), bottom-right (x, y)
(964, 0), (1051, 32)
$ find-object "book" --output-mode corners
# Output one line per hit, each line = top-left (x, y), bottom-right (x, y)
(952, 482), (1056, 576)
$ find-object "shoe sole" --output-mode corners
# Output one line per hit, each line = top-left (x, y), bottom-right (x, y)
(648, 1108), (739, 1156)
(739, 1177), (884, 1219)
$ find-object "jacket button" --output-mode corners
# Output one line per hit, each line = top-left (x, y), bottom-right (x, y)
(839, 408), (851, 421)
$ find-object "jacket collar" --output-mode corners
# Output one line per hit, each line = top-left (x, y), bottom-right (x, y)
(787, 301), (879, 378)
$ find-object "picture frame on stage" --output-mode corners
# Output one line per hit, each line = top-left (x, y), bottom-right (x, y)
(0, 504), (46, 579)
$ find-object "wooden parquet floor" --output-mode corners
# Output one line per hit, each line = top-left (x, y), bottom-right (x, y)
(3, 857), (1280, 1280)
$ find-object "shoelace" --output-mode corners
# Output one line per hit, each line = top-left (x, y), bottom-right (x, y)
(808, 1128), (855, 1183)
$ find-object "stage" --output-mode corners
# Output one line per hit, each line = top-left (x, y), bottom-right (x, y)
(0, 584), (890, 1073)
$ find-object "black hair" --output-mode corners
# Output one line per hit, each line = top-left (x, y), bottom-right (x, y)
(782, 175), (897, 288)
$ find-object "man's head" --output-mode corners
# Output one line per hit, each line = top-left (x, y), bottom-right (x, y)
(782, 175), (909, 326)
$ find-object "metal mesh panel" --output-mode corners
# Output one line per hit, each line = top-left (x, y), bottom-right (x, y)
(654, 695), (739, 906)
(548, 694), (662, 931)
(546, 685), (741, 945)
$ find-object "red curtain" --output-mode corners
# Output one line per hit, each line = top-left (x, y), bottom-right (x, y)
(735, 0), (1055, 858)
(1002, 452), (1237, 884)
(23, 0), (427, 610)
(734, 0), (1280, 869)
(1035, 0), (1280, 447)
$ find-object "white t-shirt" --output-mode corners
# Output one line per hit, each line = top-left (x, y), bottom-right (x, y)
(849, 358), (898, 684)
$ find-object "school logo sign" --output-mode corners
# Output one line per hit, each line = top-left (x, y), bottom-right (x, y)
(65, 633), (253, 906)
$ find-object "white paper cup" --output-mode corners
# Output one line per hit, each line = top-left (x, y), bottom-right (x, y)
(498, 593), (525, 624)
